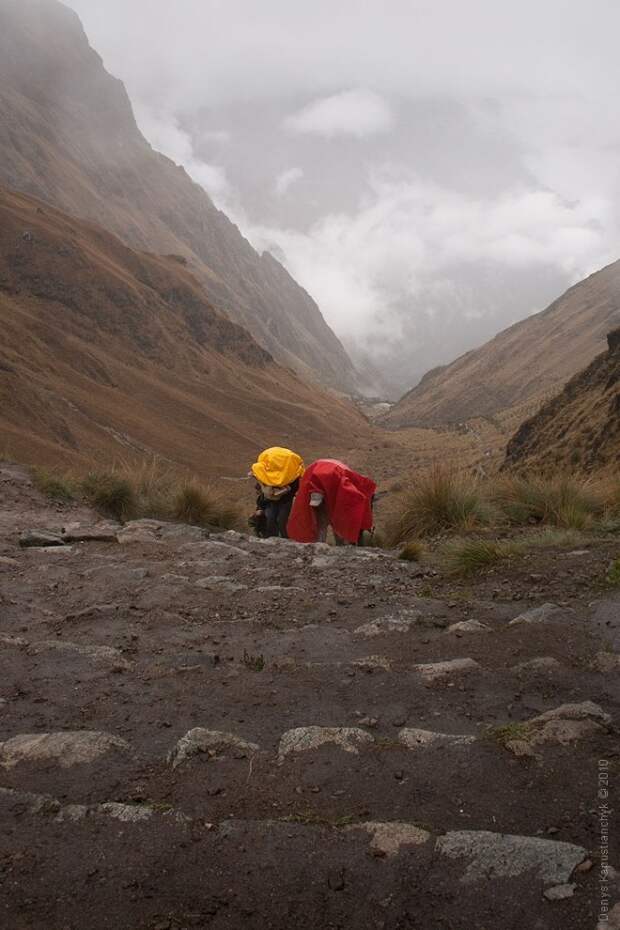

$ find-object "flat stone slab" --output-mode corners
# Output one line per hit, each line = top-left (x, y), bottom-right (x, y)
(98, 802), (154, 823)
(436, 830), (587, 885)
(513, 656), (561, 672)
(0, 731), (130, 769)
(505, 701), (612, 756)
(414, 658), (480, 682)
(351, 655), (392, 671)
(62, 523), (120, 543)
(19, 530), (66, 548)
(509, 603), (566, 627)
(354, 609), (423, 638)
(352, 821), (430, 857)
(447, 620), (490, 634)
(591, 652), (620, 672)
(278, 726), (374, 760)
(27, 640), (131, 670)
(398, 728), (476, 751)
(195, 576), (247, 593)
(168, 728), (259, 768)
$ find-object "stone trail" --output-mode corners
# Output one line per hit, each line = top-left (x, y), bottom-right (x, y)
(0, 474), (618, 929)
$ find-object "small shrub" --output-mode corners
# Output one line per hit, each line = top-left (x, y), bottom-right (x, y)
(32, 468), (76, 502)
(484, 722), (532, 747)
(399, 541), (423, 561)
(385, 467), (493, 543)
(442, 537), (522, 576)
(243, 650), (265, 671)
(81, 472), (137, 522)
(607, 558), (620, 586)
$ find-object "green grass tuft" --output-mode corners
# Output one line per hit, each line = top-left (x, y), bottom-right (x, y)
(483, 722), (532, 747)
(386, 467), (494, 544)
(32, 468), (77, 502)
(81, 472), (137, 522)
(606, 558), (620, 586)
(443, 537), (522, 576)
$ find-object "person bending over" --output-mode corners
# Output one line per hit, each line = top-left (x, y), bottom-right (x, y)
(249, 446), (304, 538)
(287, 459), (376, 545)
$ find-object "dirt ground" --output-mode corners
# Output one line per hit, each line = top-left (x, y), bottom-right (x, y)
(1, 463), (619, 930)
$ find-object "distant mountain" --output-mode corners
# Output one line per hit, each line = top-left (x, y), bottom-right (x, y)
(0, 0), (358, 393)
(0, 187), (370, 473)
(383, 260), (620, 428)
(504, 328), (620, 475)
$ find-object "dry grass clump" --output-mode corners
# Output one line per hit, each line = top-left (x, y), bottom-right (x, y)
(399, 540), (424, 562)
(173, 480), (239, 529)
(32, 467), (77, 502)
(385, 468), (493, 545)
(33, 458), (242, 528)
(81, 472), (137, 522)
(491, 475), (605, 530)
(442, 537), (522, 576)
(441, 524), (585, 576)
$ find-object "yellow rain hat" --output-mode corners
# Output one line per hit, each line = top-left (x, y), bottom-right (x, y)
(251, 447), (304, 487)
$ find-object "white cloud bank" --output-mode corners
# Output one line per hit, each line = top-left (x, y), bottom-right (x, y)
(284, 89), (393, 138)
(135, 107), (230, 204)
(274, 167), (304, 197)
(246, 175), (614, 339)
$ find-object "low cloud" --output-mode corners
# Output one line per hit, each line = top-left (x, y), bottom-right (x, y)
(284, 89), (393, 138)
(135, 107), (230, 204)
(274, 167), (304, 197)
(245, 173), (614, 352)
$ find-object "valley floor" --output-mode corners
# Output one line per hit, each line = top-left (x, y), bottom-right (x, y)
(0, 463), (618, 929)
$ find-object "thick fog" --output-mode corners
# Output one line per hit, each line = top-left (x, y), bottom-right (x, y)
(67, 0), (620, 395)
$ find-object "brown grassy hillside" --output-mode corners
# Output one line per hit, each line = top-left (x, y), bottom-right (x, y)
(0, 187), (372, 475)
(384, 261), (620, 428)
(504, 328), (620, 476)
(0, 0), (358, 392)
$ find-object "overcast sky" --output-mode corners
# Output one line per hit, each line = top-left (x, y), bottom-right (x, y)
(67, 0), (620, 394)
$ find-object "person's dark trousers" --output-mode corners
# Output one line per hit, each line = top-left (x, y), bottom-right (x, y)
(263, 496), (294, 538)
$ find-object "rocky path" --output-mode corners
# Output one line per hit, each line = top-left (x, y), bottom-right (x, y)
(0, 464), (618, 929)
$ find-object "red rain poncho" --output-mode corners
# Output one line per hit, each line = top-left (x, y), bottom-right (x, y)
(287, 459), (376, 544)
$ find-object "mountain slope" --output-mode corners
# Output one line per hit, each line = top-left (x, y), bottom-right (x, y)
(0, 0), (358, 392)
(0, 187), (371, 474)
(384, 261), (620, 428)
(504, 328), (620, 475)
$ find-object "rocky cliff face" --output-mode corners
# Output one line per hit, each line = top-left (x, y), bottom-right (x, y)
(504, 328), (620, 475)
(383, 260), (620, 428)
(0, 0), (358, 392)
(0, 186), (370, 473)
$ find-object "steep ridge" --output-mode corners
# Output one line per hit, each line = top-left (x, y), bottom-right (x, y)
(384, 260), (620, 428)
(0, 187), (371, 473)
(0, 0), (358, 392)
(504, 328), (620, 475)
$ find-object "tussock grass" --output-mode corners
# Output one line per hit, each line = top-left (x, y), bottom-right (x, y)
(399, 540), (424, 562)
(32, 468), (77, 502)
(385, 467), (493, 544)
(525, 528), (582, 549)
(81, 472), (137, 522)
(32, 457), (241, 528)
(491, 476), (604, 529)
(442, 537), (523, 576)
